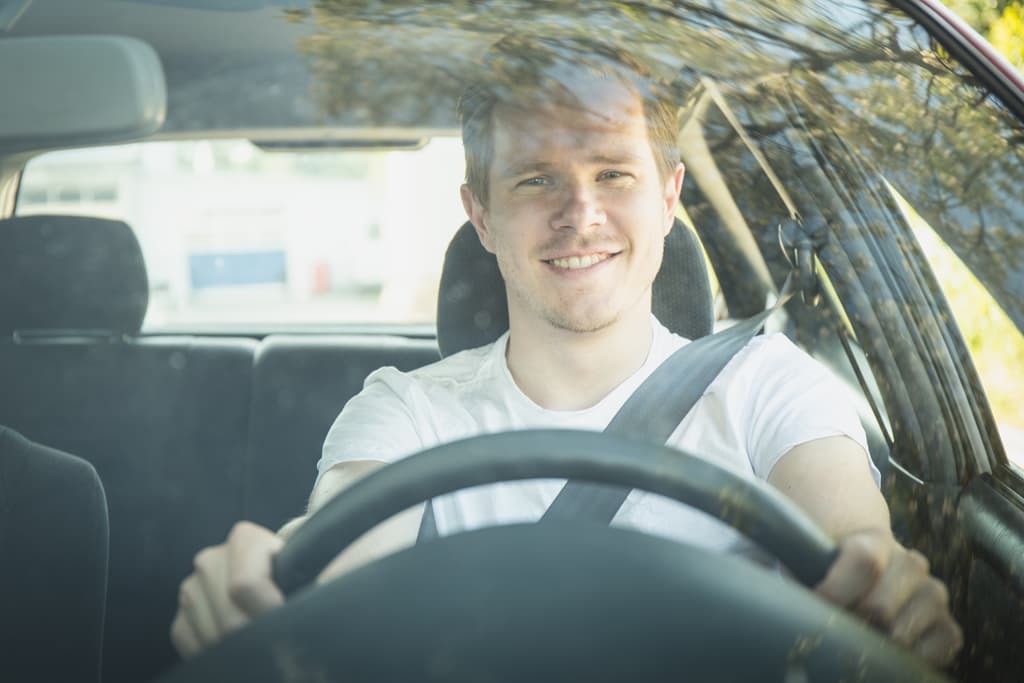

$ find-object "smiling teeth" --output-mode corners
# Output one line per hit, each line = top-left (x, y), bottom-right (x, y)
(549, 254), (609, 270)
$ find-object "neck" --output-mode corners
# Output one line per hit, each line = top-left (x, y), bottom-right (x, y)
(505, 304), (653, 411)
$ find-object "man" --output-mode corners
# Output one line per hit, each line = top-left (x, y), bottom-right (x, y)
(171, 37), (962, 667)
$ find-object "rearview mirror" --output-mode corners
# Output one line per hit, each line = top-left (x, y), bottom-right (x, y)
(0, 35), (166, 153)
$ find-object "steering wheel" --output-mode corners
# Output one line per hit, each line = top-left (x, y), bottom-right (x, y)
(157, 429), (950, 683)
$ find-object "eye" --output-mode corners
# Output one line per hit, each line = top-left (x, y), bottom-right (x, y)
(599, 170), (629, 181)
(517, 176), (550, 187)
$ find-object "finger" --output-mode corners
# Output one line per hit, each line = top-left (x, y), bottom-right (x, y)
(170, 610), (201, 659)
(856, 549), (931, 628)
(177, 574), (221, 649)
(193, 546), (249, 636)
(889, 576), (949, 647)
(815, 532), (891, 608)
(225, 521), (285, 617)
(912, 619), (964, 668)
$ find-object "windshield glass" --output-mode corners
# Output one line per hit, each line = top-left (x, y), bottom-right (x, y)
(18, 138), (466, 329)
(16, 0), (1023, 464)
(7, 2), (1024, 681)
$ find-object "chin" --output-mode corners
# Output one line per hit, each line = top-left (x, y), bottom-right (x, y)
(545, 308), (620, 334)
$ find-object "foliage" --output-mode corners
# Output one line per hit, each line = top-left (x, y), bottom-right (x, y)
(282, 0), (1024, 327)
(285, 0), (1024, 432)
(990, 4), (1024, 68)
(944, 0), (1015, 30)
(945, 0), (1024, 68)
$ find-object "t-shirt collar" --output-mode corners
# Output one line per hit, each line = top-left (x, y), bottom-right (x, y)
(493, 315), (670, 416)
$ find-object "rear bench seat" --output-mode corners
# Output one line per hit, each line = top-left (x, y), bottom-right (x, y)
(0, 214), (441, 681)
(0, 215), (256, 683)
(244, 334), (439, 531)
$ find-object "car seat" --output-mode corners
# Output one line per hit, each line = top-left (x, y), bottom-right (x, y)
(0, 425), (109, 683)
(0, 214), (256, 683)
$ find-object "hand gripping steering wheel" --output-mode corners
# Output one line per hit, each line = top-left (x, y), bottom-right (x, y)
(158, 430), (951, 683)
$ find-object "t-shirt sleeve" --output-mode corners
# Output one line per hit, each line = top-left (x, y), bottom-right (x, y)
(316, 367), (426, 488)
(740, 333), (880, 486)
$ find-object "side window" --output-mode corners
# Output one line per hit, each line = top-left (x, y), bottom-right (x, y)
(890, 191), (1024, 471)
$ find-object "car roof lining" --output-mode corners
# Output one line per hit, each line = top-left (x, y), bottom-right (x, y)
(6, 0), (311, 60)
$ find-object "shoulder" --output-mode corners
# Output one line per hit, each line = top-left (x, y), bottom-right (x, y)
(737, 330), (804, 362)
(409, 340), (500, 386)
(701, 330), (856, 437)
(715, 332), (824, 388)
(363, 337), (501, 399)
(319, 338), (502, 475)
(713, 332), (870, 477)
(326, 336), (502, 446)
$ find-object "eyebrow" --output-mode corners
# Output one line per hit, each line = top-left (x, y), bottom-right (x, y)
(496, 161), (555, 180)
(496, 153), (643, 180)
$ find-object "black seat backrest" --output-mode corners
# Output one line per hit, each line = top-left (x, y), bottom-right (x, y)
(246, 335), (439, 531)
(435, 218), (713, 357)
(0, 215), (256, 683)
(0, 425), (108, 683)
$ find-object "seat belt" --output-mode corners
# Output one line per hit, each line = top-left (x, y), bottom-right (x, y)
(417, 280), (792, 540)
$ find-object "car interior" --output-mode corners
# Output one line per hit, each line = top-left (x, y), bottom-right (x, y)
(2, 1), (1024, 682)
(0, 424), (109, 683)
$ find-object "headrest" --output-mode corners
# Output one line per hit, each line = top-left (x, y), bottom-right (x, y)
(0, 215), (148, 337)
(437, 218), (713, 357)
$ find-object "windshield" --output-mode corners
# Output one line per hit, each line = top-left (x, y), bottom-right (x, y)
(5, 2), (1024, 681)
(16, 0), (1024, 464)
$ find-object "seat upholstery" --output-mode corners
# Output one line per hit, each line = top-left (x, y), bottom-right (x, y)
(0, 215), (148, 337)
(0, 425), (109, 683)
(0, 215), (256, 683)
(436, 218), (714, 357)
(246, 335), (439, 531)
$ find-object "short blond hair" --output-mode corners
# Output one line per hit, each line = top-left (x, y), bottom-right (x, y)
(460, 35), (681, 206)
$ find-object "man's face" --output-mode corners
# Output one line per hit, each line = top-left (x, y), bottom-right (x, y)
(461, 84), (684, 335)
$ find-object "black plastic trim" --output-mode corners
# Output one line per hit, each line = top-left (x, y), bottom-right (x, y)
(890, 0), (1024, 123)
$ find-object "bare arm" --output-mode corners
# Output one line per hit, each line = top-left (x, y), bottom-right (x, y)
(768, 435), (961, 667)
(285, 460), (425, 581)
(767, 435), (889, 538)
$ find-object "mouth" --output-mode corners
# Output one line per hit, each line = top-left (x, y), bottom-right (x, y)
(543, 251), (619, 271)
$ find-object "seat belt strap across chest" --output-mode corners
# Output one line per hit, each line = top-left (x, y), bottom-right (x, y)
(540, 296), (783, 525)
(417, 281), (792, 540)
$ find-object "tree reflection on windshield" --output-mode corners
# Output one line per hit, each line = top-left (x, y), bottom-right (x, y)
(295, 0), (1024, 333)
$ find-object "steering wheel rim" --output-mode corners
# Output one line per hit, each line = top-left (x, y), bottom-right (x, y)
(160, 429), (952, 683)
(273, 429), (837, 594)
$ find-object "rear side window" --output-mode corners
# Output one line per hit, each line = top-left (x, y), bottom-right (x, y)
(15, 138), (467, 330)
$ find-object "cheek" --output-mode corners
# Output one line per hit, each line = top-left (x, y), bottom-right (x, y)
(489, 210), (540, 253)
(488, 229), (529, 273)
(625, 223), (668, 272)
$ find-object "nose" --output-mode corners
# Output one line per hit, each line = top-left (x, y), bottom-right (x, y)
(550, 179), (606, 233)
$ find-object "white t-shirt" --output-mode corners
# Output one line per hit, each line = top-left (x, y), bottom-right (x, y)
(319, 317), (878, 559)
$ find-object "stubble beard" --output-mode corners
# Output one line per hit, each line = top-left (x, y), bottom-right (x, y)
(542, 296), (620, 333)
(506, 278), (621, 334)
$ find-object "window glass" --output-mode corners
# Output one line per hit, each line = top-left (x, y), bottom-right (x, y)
(15, 138), (467, 329)
(9, 0), (1023, 474)
(650, 1), (1024, 475)
(891, 193), (1024, 470)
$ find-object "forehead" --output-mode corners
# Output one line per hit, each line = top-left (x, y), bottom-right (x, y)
(490, 83), (652, 166)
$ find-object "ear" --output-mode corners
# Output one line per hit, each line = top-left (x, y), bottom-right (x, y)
(662, 162), (685, 236)
(461, 183), (496, 254)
